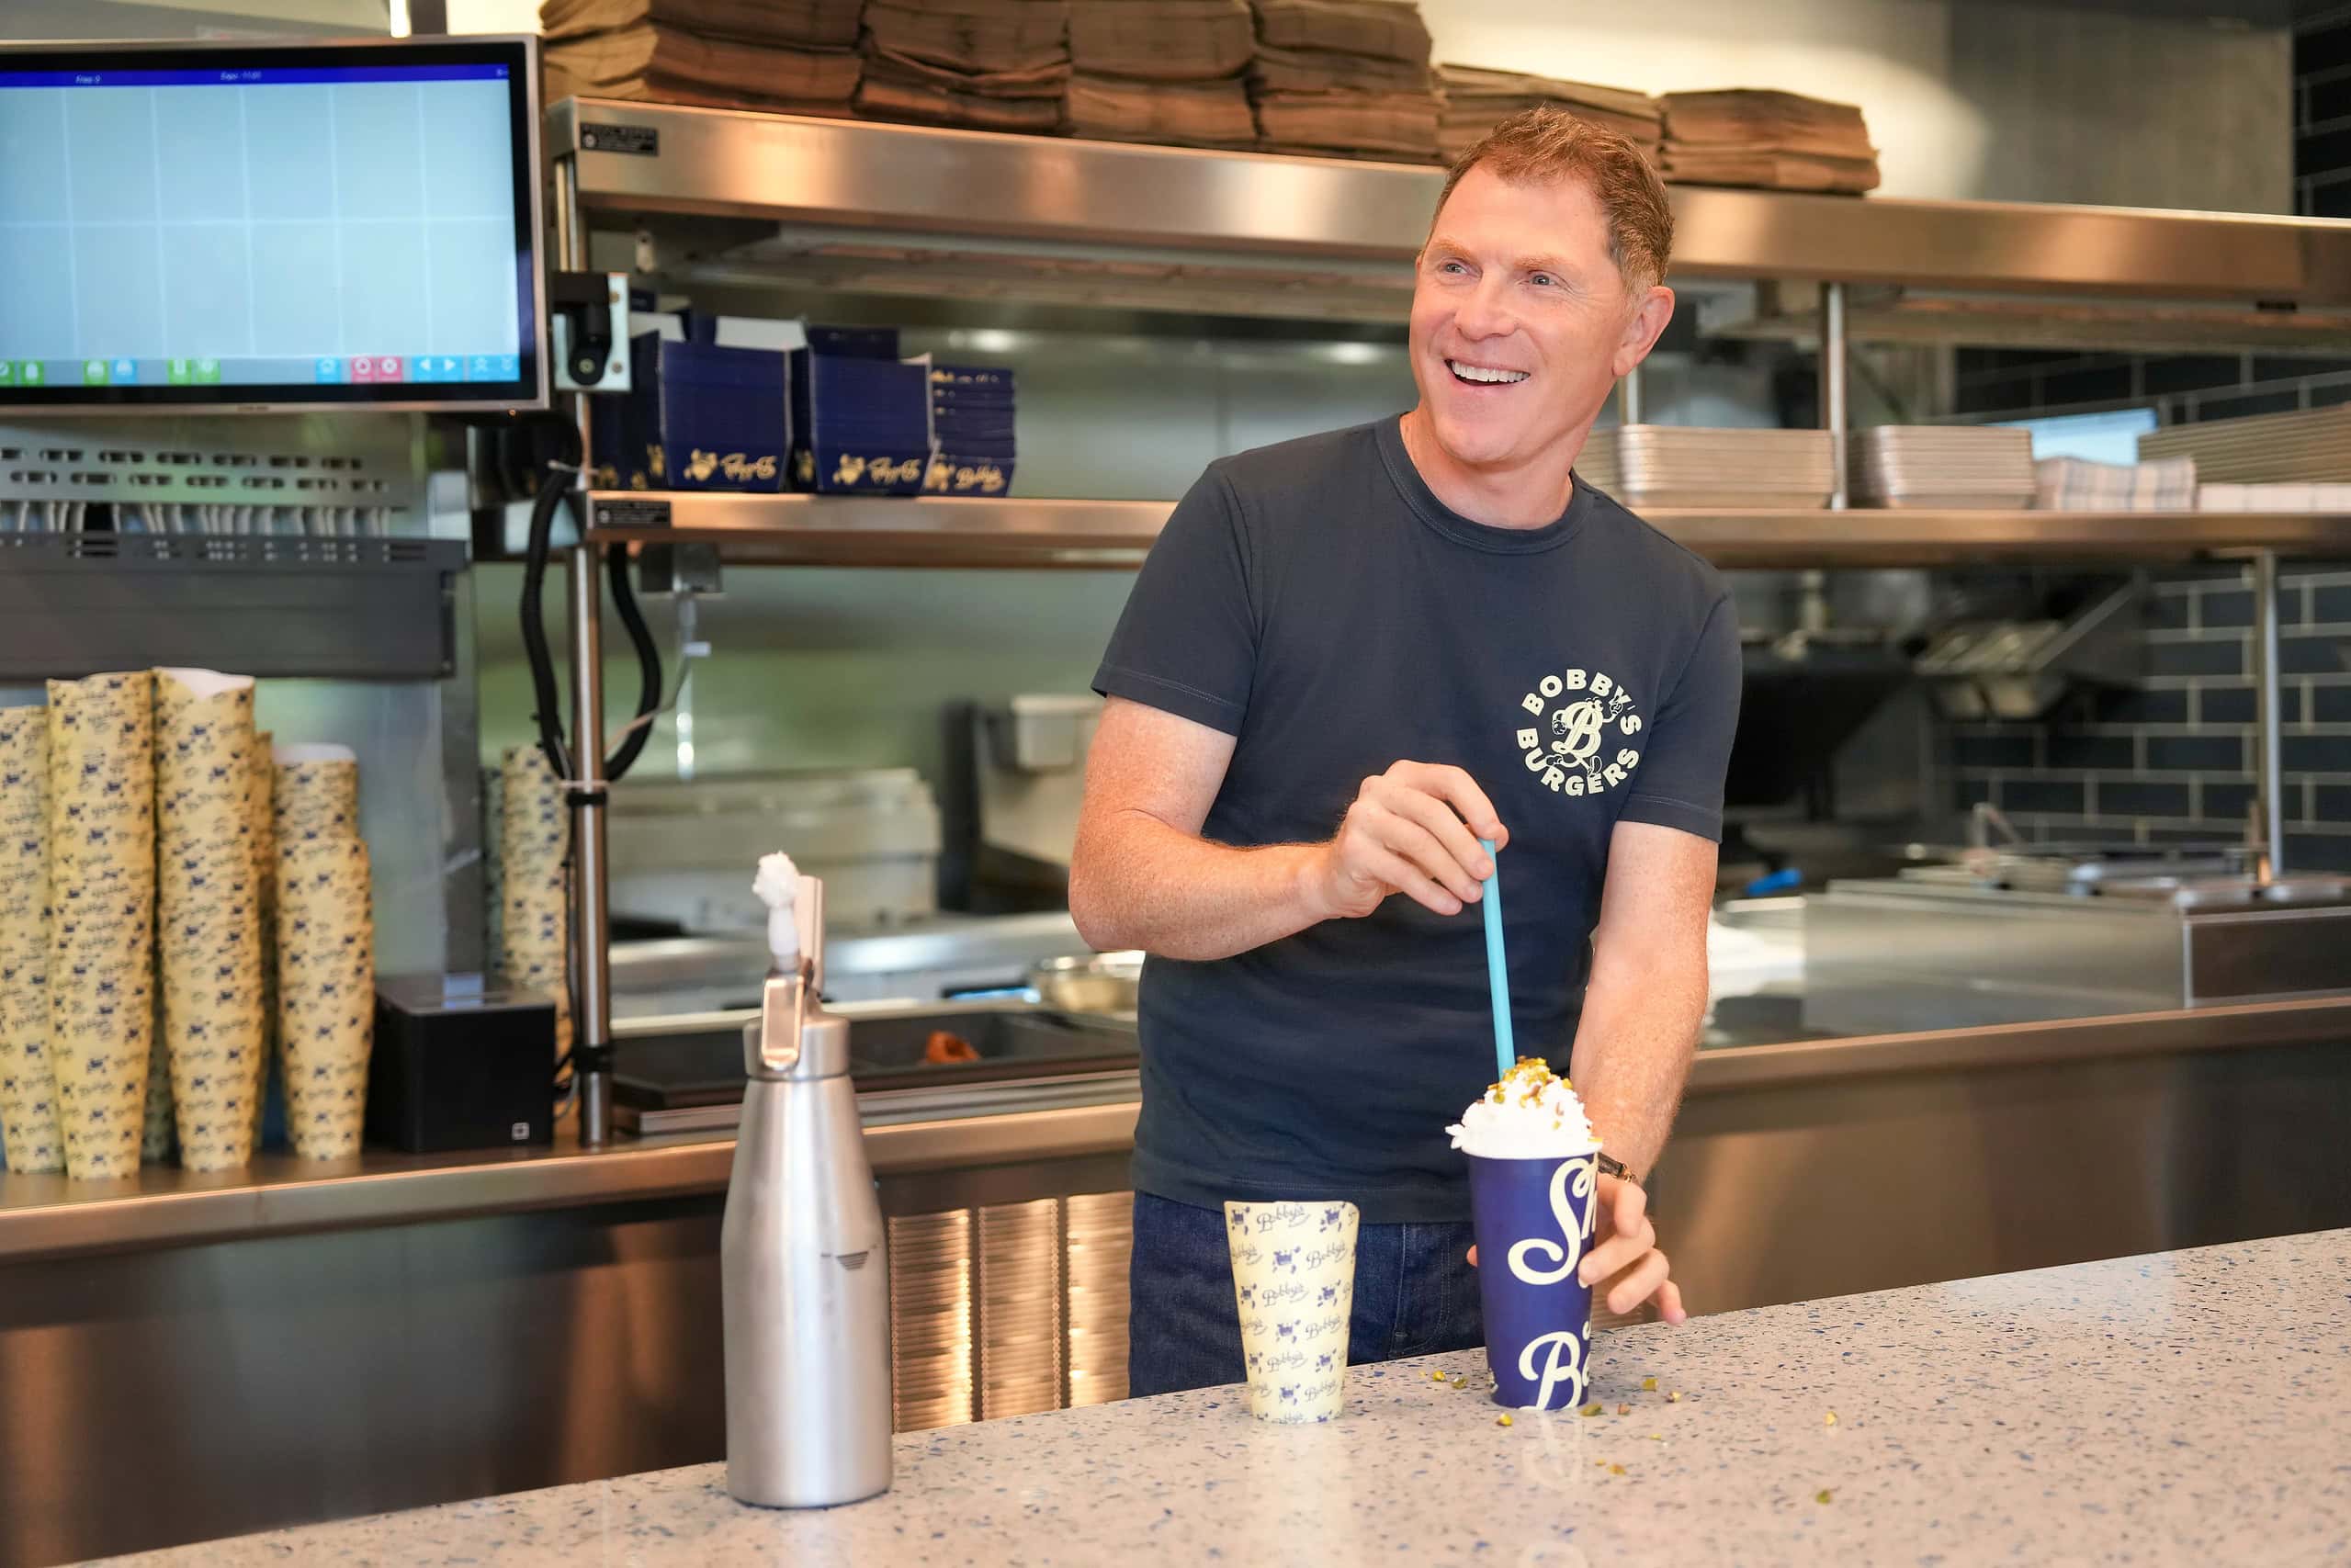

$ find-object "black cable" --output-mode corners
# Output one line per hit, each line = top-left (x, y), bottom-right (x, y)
(605, 547), (661, 784)
(518, 452), (577, 784)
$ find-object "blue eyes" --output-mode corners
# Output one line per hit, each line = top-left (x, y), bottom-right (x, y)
(1434, 261), (1558, 288)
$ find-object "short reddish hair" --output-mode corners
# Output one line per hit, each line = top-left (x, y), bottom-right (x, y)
(1433, 107), (1674, 295)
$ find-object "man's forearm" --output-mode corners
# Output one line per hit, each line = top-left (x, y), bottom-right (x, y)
(1069, 808), (1329, 962)
(1564, 940), (1706, 1179)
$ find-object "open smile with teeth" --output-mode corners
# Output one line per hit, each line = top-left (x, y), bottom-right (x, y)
(1448, 360), (1530, 385)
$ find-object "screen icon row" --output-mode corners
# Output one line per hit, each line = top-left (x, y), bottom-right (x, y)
(313, 355), (520, 385)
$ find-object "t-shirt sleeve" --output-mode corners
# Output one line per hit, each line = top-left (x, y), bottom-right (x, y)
(1617, 590), (1742, 842)
(1091, 466), (1257, 736)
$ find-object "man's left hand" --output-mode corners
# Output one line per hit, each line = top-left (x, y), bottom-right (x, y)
(1580, 1174), (1684, 1322)
(1467, 1173), (1686, 1323)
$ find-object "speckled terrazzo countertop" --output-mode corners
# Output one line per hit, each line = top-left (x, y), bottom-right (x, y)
(93, 1230), (2351, 1567)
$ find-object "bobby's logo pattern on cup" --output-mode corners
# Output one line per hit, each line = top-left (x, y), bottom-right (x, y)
(1227, 1200), (1358, 1423)
(1509, 1155), (1595, 1286)
(1509, 1156), (1597, 1409)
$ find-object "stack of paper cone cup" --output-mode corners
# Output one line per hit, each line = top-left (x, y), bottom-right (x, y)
(277, 834), (373, 1158)
(0, 706), (62, 1174)
(45, 671), (157, 1180)
(153, 670), (266, 1171)
(249, 729), (276, 1146)
(273, 743), (359, 848)
(271, 743), (370, 1159)
(497, 745), (570, 1055)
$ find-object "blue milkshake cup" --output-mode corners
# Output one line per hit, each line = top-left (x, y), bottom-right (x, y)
(1467, 1147), (1601, 1411)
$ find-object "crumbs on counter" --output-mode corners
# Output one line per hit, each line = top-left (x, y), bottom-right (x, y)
(1580, 1403), (1603, 1417)
(1642, 1376), (1657, 1391)
(1497, 1414), (1512, 1427)
(1825, 1410), (1838, 1427)
(1816, 1489), (1835, 1505)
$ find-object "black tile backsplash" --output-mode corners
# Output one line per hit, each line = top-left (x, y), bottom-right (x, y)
(2142, 355), (2245, 396)
(2298, 20), (2351, 76)
(2281, 634), (2351, 675)
(2199, 684), (2256, 725)
(2146, 734), (2245, 772)
(2097, 779), (2192, 818)
(2252, 355), (2351, 382)
(1953, 732), (2036, 770)
(2299, 122), (2351, 178)
(2094, 685), (2190, 725)
(2192, 389), (2303, 422)
(2146, 637), (2246, 679)
(1998, 778), (2086, 816)
(2284, 734), (2351, 773)
(2046, 733), (2135, 770)
(2202, 781), (2257, 824)
(2198, 589), (2255, 628)
(2041, 365), (2136, 405)
(2283, 833), (2351, 872)
(1927, 29), (2351, 858)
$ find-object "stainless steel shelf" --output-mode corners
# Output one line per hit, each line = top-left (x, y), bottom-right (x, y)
(550, 97), (2351, 309)
(585, 491), (2351, 570)
(586, 492), (1164, 568)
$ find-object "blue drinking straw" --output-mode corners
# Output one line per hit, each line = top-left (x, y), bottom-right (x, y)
(1479, 838), (1514, 1079)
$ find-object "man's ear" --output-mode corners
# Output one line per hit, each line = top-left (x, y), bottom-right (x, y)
(1613, 286), (1676, 378)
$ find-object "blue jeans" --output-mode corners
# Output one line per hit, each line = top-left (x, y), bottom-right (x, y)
(1126, 1191), (1483, 1397)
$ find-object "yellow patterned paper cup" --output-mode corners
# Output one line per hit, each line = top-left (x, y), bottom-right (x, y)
(1225, 1199), (1359, 1424)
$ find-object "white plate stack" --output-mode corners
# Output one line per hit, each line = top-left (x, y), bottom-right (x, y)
(2197, 481), (2351, 511)
(977, 1198), (1066, 1421)
(2140, 405), (2351, 484)
(1577, 425), (1837, 508)
(1850, 425), (2036, 508)
(887, 1210), (977, 1432)
(2033, 456), (2198, 511)
(1063, 1190), (1135, 1408)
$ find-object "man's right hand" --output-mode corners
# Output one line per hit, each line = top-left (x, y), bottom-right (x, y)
(1305, 761), (1509, 920)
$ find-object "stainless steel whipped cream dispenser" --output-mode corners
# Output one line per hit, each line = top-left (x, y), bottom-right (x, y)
(722, 858), (892, 1508)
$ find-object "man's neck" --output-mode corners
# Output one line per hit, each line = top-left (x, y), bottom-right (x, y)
(1398, 407), (1587, 531)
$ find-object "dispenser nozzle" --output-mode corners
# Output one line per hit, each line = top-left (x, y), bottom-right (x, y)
(753, 852), (802, 976)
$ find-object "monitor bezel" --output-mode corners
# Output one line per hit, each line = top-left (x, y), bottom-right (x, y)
(0, 33), (548, 416)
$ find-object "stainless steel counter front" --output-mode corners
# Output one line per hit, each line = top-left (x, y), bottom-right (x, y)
(6, 995), (2348, 1264)
(0, 1080), (1138, 1266)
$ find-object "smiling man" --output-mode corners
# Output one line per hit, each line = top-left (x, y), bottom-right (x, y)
(1069, 109), (1743, 1395)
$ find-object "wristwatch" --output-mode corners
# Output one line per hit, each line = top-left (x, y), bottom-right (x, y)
(1597, 1153), (1641, 1187)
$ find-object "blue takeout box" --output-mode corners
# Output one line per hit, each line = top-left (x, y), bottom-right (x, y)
(793, 352), (932, 495)
(629, 338), (791, 491)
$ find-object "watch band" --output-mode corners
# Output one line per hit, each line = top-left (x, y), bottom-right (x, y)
(1597, 1153), (1640, 1187)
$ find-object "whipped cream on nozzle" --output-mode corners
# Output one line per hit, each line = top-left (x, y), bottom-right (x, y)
(752, 852), (802, 969)
(1448, 1058), (1599, 1159)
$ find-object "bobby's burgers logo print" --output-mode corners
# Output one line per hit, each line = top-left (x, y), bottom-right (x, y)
(1514, 667), (1643, 798)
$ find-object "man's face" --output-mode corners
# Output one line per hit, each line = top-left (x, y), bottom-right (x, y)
(1408, 164), (1669, 476)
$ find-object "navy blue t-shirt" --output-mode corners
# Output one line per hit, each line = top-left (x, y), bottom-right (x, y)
(1092, 416), (1741, 1224)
